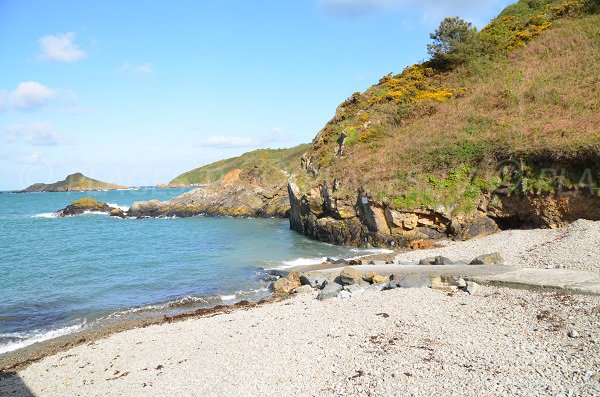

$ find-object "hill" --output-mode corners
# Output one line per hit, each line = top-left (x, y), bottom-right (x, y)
(169, 145), (309, 186)
(288, 0), (600, 247)
(18, 173), (128, 193)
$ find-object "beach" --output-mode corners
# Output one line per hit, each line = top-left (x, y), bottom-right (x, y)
(1, 285), (599, 396)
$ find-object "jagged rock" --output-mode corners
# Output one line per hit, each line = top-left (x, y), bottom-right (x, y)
(265, 269), (290, 278)
(337, 290), (352, 299)
(457, 278), (467, 288)
(339, 267), (363, 285)
(385, 209), (418, 230)
(470, 252), (504, 266)
(448, 219), (462, 236)
(458, 216), (499, 240)
(272, 272), (301, 294)
(363, 272), (388, 284)
(317, 280), (343, 300)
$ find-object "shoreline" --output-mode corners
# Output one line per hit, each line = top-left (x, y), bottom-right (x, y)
(0, 247), (396, 373)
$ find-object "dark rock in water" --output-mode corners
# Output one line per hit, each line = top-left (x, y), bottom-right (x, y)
(317, 280), (343, 300)
(59, 197), (112, 217)
(265, 269), (290, 279)
(348, 259), (362, 266)
(469, 252), (504, 266)
(326, 257), (349, 265)
(457, 216), (499, 240)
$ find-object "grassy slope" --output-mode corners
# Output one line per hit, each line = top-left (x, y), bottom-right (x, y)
(24, 173), (127, 191)
(297, 0), (600, 217)
(169, 144), (309, 186)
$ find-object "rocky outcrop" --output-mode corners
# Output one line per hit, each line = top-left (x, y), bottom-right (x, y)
(128, 168), (291, 219)
(17, 173), (127, 193)
(59, 197), (113, 216)
(287, 178), (600, 248)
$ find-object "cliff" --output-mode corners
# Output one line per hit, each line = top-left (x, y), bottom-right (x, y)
(287, 0), (600, 247)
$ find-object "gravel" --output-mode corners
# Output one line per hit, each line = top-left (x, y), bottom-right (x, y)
(2, 287), (599, 397)
(395, 220), (600, 273)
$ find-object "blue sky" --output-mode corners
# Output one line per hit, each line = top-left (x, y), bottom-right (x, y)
(0, 0), (514, 190)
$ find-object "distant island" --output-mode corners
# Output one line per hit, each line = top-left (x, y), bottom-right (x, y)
(16, 173), (128, 193)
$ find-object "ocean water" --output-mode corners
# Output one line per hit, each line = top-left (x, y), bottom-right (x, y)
(0, 189), (385, 354)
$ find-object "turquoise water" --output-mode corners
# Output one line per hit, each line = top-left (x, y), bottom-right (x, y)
(0, 189), (375, 354)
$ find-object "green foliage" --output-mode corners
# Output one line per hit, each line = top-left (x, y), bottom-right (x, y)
(428, 17), (480, 68)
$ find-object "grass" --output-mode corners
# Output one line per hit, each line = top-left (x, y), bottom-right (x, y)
(294, 1), (600, 215)
(170, 144), (309, 186)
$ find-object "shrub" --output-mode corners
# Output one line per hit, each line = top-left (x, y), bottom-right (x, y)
(427, 17), (480, 69)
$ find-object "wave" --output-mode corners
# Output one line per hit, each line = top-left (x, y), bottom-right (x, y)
(272, 256), (330, 269)
(0, 321), (86, 355)
(107, 203), (130, 212)
(220, 295), (236, 301)
(32, 212), (59, 219)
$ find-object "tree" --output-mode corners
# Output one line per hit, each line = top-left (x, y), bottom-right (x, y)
(427, 17), (479, 69)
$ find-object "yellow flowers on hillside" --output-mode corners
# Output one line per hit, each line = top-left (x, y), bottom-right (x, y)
(373, 65), (454, 104)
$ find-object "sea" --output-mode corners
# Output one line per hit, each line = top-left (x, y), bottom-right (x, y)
(0, 188), (388, 355)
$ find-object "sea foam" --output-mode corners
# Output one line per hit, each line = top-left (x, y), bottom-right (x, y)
(0, 322), (86, 355)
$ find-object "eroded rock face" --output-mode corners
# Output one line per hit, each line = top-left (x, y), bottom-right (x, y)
(59, 197), (112, 217)
(128, 169), (291, 219)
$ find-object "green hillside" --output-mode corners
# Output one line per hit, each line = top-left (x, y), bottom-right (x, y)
(296, 0), (600, 216)
(170, 144), (309, 186)
(19, 173), (127, 193)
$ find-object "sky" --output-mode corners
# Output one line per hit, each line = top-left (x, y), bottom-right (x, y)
(0, 0), (514, 190)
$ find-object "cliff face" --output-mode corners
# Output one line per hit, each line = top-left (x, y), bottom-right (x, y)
(17, 173), (127, 193)
(286, 1), (600, 247)
(130, 167), (291, 218)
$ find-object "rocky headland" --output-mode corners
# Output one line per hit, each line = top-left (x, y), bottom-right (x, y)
(16, 173), (127, 193)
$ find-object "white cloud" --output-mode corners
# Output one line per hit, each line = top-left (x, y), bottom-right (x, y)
(318, 0), (512, 25)
(13, 151), (44, 165)
(262, 128), (292, 143)
(4, 122), (67, 146)
(9, 82), (56, 111)
(117, 62), (154, 77)
(199, 135), (256, 148)
(0, 91), (7, 111)
(38, 32), (86, 62)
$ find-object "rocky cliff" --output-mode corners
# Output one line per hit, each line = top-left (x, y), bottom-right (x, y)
(129, 167), (291, 218)
(286, 1), (600, 247)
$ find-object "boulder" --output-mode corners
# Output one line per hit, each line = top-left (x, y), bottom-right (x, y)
(419, 257), (436, 266)
(457, 216), (499, 240)
(470, 252), (504, 266)
(343, 284), (365, 298)
(337, 290), (352, 299)
(339, 267), (363, 285)
(110, 208), (126, 218)
(395, 274), (432, 289)
(317, 281), (343, 300)
(465, 281), (479, 295)
(293, 285), (314, 294)
(410, 239), (434, 250)
(59, 197), (112, 217)
(272, 272), (301, 294)
(299, 272), (328, 289)
(434, 256), (454, 266)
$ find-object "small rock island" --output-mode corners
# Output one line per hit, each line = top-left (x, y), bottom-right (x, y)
(16, 173), (127, 193)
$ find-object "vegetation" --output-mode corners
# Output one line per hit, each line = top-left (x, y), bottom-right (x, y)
(20, 173), (127, 192)
(298, 0), (600, 216)
(169, 145), (309, 186)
